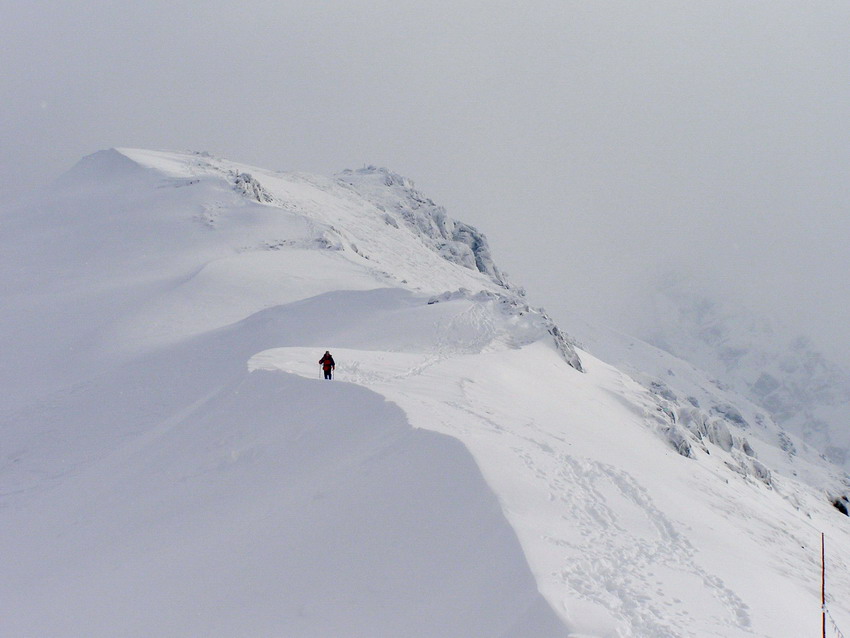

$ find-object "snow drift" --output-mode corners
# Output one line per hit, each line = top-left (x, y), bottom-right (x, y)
(2, 148), (849, 637)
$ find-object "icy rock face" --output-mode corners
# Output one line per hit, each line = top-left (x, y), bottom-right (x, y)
(337, 167), (511, 290)
(642, 380), (773, 486)
(233, 172), (277, 204)
(641, 278), (850, 468)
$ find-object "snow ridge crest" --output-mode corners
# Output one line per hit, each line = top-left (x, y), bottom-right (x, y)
(428, 289), (584, 372)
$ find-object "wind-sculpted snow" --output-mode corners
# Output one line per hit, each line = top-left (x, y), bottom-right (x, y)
(337, 166), (511, 290)
(3, 147), (850, 637)
(428, 289), (584, 372)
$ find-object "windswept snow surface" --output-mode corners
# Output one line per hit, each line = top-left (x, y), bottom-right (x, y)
(2, 148), (850, 637)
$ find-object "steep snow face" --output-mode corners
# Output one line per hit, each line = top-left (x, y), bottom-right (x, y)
(3, 148), (850, 637)
(628, 277), (850, 468)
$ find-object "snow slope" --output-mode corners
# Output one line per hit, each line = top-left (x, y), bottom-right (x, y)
(2, 148), (849, 637)
(628, 277), (850, 469)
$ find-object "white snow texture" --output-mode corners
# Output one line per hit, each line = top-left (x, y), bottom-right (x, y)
(1, 148), (849, 637)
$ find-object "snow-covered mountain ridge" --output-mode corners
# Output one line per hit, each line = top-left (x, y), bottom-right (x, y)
(624, 277), (850, 469)
(2, 148), (849, 637)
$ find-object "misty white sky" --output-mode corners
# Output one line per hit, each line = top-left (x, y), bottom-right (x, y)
(2, 1), (849, 363)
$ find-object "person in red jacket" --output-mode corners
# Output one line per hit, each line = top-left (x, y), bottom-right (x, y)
(319, 351), (335, 380)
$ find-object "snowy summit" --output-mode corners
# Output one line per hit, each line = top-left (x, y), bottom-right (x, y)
(1, 148), (849, 637)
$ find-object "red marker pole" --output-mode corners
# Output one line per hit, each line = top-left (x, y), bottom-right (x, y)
(822, 532), (826, 638)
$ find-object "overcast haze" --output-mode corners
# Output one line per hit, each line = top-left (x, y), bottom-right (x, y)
(2, 1), (849, 363)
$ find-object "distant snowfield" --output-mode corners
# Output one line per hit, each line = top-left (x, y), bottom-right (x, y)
(2, 148), (849, 637)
